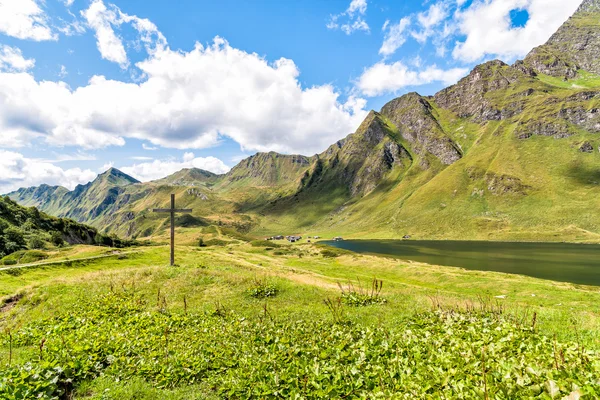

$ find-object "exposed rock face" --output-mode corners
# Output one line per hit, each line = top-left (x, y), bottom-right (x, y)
(515, 119), (573, 139)
(580, 141), (594, 152)
(434, 61), (532, 123)
(524, 0), (600, 77)
(186, 188), (208, 200)
(381, 93), (461, 164)
(467, 167), (530, 196)
(299, 111), (412, 197)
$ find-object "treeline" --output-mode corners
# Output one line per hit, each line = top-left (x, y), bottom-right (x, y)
(0, 196), (135, 259)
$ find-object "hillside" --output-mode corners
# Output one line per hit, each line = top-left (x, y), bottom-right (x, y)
(0, 195), (131, 262)
(8, 0), (600, 241)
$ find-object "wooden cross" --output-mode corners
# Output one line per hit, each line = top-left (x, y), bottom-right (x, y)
(153, 194), (192, 266)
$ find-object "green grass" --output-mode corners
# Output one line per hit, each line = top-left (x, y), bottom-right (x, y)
(536, 70), (600, 89)
(0, 241), (599, 398)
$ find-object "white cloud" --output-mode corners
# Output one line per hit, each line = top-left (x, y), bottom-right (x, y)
(453, 0), (582, 62)
(357, 61), (468, 97)
(411, 3), (449, 43)
(120, 153), (230, 182)
(0, 45), (35, 72)
(0, 0), (56, 41)
(0, 150), (96, 194)
(379, 17), (411, 57)
(347, 0), (367, 15)
(58, 65), (68, 78)
(341, 18), (369, 35)
(327, 0), (370, 35)
(82, 0), (167, 69)
(82, 0), (128, 68)
(57, 9), (86, 37)
(142, 143), (158, 150)
(0, 37), (368, 155)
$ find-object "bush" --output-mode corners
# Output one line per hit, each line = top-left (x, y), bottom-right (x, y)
(338, 278), (387, 306)
(28, 235), (45, 250)
(203, 239), (229, 247)
(4, 227), (25, 248)
(247, 277), (278, 298)
(197, 237), (206, 247)
(2, 259), (17, 266)
(321, 249), (340, 258)
(50, 231), (64, 247)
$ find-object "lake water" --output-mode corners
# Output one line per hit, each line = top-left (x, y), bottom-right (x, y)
(322, 240), (600, 286)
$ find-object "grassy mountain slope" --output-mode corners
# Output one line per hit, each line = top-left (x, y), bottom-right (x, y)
(0, 195), (128, 262)
(7, 2), (600, 241)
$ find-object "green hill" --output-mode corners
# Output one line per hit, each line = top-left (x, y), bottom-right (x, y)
(7, 0), (600, 241)
(0, 195), (134, 263)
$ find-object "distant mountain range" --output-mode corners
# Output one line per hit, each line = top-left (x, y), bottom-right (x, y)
(9, 0), (600, 241)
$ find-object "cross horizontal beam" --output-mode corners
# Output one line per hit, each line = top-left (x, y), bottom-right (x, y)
(152, 208), (192, 213)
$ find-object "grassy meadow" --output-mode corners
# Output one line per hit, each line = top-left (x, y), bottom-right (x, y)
(1, 227), (599, 398)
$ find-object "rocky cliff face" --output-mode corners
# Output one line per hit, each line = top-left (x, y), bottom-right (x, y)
(524, 0), (600, 77)
(381, 93), (461, 164)
(305, 111), (412, 196)
(434, 60), (534, 123)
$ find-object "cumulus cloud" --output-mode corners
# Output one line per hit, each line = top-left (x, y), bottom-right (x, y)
(357, 61), (468, 96)
(0, 0), (56, 41)
(0, 37), (368, 155)
(411, 3), (449, 43)
(327, 0), (370, 35)
(452, 0), (582, 62)
(0, 150), (97, 194)
(82, 0), (167, 69)
(82, 0), (128, 67)
(120, 153), (230, 182)
(379, 17), (411, 57)
(0, 45), (35, 72)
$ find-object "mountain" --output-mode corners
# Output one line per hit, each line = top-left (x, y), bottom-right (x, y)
(524, 0), (600, 78)
(8, 2), (600, 242)
(154, 168), (217, 186)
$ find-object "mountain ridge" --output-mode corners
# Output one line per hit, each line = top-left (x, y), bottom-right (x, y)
(8, 3), (600, 241)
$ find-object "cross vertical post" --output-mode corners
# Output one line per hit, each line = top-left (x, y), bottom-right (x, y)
(170, 194), (175, 266)
(153, 193), (192, 266)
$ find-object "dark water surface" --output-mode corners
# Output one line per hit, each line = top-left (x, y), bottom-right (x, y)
(322, 240), (600, 286)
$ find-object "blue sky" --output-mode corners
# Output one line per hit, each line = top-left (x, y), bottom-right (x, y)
(0, 0), (583, 192)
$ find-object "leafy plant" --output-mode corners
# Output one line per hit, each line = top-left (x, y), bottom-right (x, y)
(247, 277), (278, 298)
(1, 290), (598, 399)
(338, 277), (387, 306)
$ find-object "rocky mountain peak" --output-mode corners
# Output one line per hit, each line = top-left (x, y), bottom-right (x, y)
(523, 0), (600, 77)
(96, 168), (140, 185)
(380, 92), (461, 165)
(578, 0), (600, 13)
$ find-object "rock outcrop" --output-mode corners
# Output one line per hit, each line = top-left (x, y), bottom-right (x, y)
(524, 0), (600, 77)
(381, 93), (461, 164)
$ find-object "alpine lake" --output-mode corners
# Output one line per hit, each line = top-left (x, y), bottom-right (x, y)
(322, 239), (600, 286)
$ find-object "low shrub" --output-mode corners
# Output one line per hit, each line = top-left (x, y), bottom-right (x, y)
(203, 239), (229, 247)
(339, 278), (387, 306)
(247, 277), (278, 298)
(321, 249), (340, 258)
